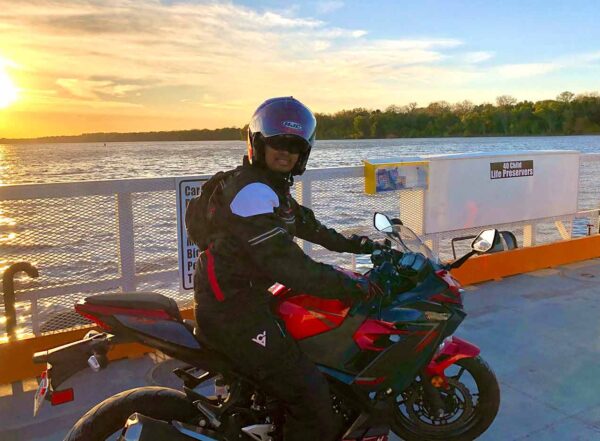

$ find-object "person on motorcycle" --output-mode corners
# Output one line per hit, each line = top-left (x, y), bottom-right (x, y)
(192, 97), (380, 440)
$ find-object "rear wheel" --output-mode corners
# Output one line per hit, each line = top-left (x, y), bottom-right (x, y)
(391, 356), (500, 441)
(64, 386), (198, 441)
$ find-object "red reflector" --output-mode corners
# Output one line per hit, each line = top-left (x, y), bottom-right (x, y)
(50, 388), (74, 406)
(76, 311), (112, 331)
(355, 376), (386, 386)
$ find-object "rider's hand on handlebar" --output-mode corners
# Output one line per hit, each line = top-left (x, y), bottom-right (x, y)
(371, 246), (404, 266)
(350, 234), (384, 254)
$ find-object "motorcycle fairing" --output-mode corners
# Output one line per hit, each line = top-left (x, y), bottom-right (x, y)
(317, 365), (355, 385)
(74, 295), (233, 373)
(426, 336), (480, 378)
(75, 293), (182, 331)
(297, 312), (367, 370)
(279, 270), (466, 392)
(353, 319), (411, 352)
(431, 270), (463, 305)
(356, 324), (441, 392)
(277, 294), (350, 340)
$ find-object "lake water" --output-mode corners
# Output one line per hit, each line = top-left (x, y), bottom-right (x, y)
(1, 135), (600, 337)
(2, 135), (600, 185)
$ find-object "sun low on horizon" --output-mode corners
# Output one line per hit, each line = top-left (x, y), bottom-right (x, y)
(0, 60), (19, 110)
(0, 1), (599, 139)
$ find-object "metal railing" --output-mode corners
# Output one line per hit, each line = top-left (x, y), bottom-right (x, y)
(1, 155), (599, 340)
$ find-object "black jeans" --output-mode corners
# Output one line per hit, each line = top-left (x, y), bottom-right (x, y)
(195, 303), (338, 441)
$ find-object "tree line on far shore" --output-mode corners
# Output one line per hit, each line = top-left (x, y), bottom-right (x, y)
(3, 91), (600, 144)
(1, 127), (241, 144)
(315, 91), (600, 139)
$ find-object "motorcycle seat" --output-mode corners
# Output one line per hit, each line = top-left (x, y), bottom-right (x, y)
(85, 292), (182, 320)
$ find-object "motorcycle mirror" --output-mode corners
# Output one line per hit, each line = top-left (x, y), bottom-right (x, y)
(471, 229), (499, 253)
(374, 212), (394, 233)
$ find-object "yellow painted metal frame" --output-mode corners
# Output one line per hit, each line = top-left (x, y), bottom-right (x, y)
(363, 160), (429, 194)
(2, 235), (600, 385)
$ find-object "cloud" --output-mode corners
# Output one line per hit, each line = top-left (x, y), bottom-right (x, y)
(261, 11), (323, 28)
(579, 51), (600, 63)
(315, 1), (345, 14)
(1, 0), (470, 117)
(495, 63), (559, 79)
(56, 78), (147, 99)
(3, 0), (594, 135)
(463, 51), (494, 64)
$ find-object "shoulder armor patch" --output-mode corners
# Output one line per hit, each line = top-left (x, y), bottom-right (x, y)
(230, 183), (280, 217)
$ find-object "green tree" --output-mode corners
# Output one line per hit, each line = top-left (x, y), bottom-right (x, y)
(352, 114), (370, 138)
(557, 91), (575, 103)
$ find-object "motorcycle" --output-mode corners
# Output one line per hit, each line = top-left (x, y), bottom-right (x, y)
(33, 212), (500, 441)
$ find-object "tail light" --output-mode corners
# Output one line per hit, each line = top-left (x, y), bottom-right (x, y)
(50, 388), (74, 406)
(74, 301), (173, 331)
(75, 303), (113, 330)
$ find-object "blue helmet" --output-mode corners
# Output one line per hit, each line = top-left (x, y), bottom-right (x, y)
(247, 97), (317, 176)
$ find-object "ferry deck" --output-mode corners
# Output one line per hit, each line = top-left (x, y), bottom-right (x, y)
(2, 151), (600, 440)
(2, 257), (600, 441)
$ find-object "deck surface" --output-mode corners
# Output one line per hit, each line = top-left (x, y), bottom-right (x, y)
(2, 258), (600, 441)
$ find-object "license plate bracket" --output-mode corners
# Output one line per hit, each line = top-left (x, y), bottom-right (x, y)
(33, 370), (51, 417)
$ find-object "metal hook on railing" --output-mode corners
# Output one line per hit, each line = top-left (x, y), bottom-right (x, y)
(2, 262), (39, 341)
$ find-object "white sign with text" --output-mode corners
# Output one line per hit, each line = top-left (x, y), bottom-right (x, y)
(424, 150), (579, 233)
(176, 177), (209, 290)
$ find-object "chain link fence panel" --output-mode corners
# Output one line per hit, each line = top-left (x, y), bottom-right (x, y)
(132, 191), (178, 275)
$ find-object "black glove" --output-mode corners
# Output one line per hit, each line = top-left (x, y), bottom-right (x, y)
(350, 235), (382, 254)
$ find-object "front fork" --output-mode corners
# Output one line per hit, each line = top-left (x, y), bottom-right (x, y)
(421, 336), (481, 415)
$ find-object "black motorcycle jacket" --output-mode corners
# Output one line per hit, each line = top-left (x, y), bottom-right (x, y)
(193, 162), (372, 313)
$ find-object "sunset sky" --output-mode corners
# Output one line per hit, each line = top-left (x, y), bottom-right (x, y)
(1, 0), (599, 138)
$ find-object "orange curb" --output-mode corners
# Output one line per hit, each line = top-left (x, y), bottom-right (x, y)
(450, 234), (600, 285)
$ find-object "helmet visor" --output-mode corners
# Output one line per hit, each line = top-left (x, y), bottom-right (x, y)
(265, 135), (310, 155)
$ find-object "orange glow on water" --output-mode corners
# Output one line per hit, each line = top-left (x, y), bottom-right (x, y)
(0, 233), (16, 242)
(0, 145), (6, 186)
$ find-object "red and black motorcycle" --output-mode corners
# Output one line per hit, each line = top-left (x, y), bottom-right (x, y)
(33, 212), (500, 441)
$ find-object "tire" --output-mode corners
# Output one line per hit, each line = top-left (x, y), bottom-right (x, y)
(64, 386), (198, 441)
(391, 356), (500, 441)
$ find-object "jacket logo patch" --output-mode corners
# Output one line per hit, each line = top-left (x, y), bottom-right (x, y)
(252, 331), (267, 347)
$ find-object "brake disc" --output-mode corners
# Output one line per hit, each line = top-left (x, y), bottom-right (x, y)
(405, 377), (474, 430)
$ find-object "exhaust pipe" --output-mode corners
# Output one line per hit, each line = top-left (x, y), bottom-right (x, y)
(119, 413), (222, 441)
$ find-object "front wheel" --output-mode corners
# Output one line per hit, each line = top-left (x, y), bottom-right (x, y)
(391, 356), (500, 441)
(64, 386), (199, 441)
